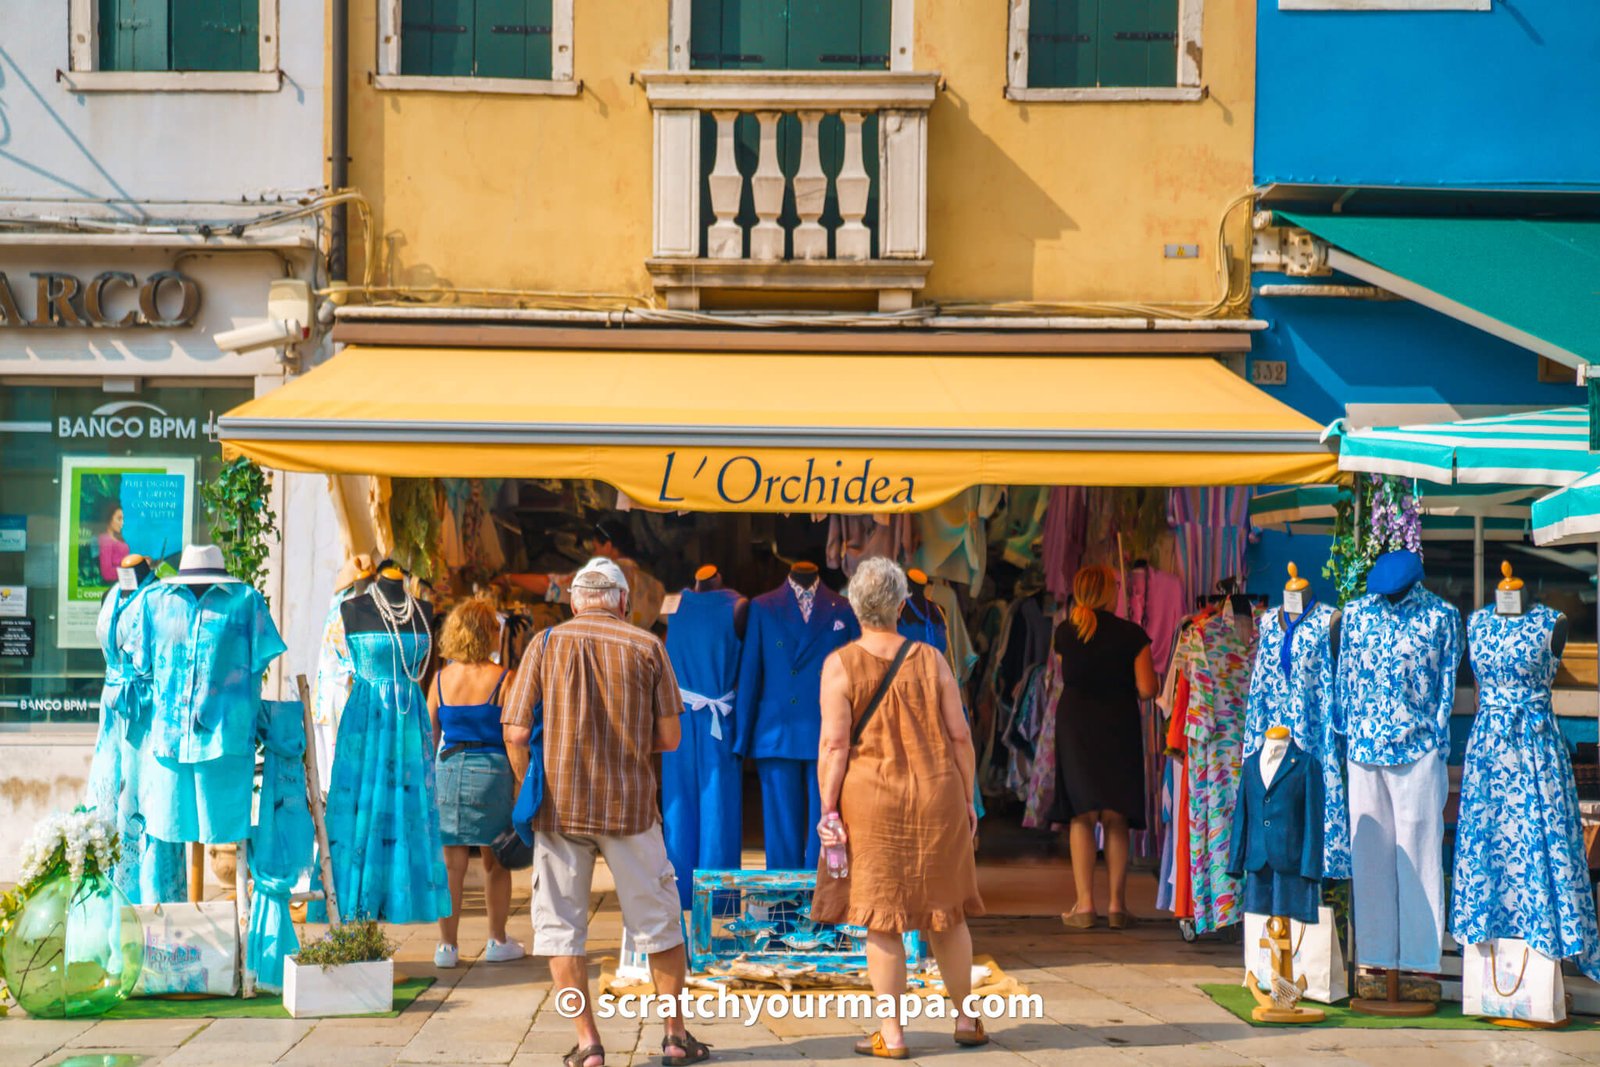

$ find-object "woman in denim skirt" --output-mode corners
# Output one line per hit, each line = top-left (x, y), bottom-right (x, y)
(428, 596), (524, 968)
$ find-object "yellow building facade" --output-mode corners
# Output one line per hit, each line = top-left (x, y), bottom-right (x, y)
(340, 0), (1255, 316)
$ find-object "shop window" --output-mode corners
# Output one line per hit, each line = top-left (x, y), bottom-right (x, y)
(0, 384), (252, 727)
(65, 0), (279, 91)
(688, 0), (891, 258)
(375, 0), (577, 95)
(1006, 0), (1204, 102)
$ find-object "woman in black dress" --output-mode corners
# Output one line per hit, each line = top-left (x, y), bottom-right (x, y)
(1051, 564), (1158, 930)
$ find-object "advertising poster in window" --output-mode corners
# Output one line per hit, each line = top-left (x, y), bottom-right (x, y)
(56, 456), (195, 649)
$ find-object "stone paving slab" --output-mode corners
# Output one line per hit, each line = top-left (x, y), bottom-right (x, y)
(8, 891), (1600, 1067)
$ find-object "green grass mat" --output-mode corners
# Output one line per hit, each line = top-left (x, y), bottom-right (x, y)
(1200, 982), (1600, 1030)
(94, 977), (433, 1020)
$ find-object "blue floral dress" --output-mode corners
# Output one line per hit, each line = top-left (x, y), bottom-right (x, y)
(311, 629), (450, 924)
(87, 580), (187, 905)
(1243, 602), (1350, 879)
(1451, 604), (1600, 979)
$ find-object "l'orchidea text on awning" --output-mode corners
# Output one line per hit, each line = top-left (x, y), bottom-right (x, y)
(658, 451), (916, 509)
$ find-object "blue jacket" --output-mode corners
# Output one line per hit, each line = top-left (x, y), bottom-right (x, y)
(734, 583), (859, 761)
(1226, 740), (1324, 882)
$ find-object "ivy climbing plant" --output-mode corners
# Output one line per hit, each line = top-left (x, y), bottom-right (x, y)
(201, 457), (280, 599)
(1323, 473), (1422, 606)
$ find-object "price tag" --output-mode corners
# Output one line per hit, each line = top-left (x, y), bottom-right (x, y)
(659, 593), (682, 617)
(1282, 589), (1305, 617)
(117, 567), (140, 592)
(1496, 588), (1524, 615)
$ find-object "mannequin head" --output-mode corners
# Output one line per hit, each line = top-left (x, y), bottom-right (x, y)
(694, 564), (722, 592)
(789, 561), (820, 589)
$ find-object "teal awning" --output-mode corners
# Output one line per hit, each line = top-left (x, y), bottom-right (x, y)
(1279, 213), (1600, 370)
(1332, 407), (1594, 487)
(1250, 485), (1529, 541)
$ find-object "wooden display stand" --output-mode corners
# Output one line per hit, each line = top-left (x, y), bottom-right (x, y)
(179, 678), (341, 998)
(1245, 916), (1326, 1024)
(1352, 968), (1438, 1017)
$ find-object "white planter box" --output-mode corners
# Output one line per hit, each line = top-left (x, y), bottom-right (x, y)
(282, 957), (393, 1018)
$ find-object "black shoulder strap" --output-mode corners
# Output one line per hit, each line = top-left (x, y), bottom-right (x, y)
(851, 639), (916, 746)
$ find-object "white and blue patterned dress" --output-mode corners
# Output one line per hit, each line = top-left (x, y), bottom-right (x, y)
(1451, 604), (1600, 979)
(1244, 602), (1349, 879)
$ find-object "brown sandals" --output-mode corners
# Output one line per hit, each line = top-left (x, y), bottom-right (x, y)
(561, 1045), (604, 1067)
(1061, 910), (1097, 930)
(854, 1032), (910, 1059)
(954, 1018), (990, 1047)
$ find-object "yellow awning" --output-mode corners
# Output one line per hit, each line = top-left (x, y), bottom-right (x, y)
(220, 346), (1337, 513)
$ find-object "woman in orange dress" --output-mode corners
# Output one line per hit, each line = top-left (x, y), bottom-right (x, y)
(813, 558), (987, 1059)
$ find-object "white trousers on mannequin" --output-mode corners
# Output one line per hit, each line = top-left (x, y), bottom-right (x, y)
(1348, 753), (1449, 971)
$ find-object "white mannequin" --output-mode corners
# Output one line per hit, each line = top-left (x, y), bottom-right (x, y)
(1261, 725), (1291, 787)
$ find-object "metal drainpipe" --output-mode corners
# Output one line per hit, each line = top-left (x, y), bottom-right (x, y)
(329, 0), (349, 282)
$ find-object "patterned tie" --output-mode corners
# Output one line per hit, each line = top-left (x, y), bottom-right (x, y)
(791, 578), (816, 624)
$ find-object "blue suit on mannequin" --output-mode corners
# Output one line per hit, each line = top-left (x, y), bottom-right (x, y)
(735, 569), (860, 870)
(662, 579), (747, 909)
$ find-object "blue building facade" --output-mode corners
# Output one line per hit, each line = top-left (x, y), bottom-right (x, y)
(1245, 0), (1600, 604)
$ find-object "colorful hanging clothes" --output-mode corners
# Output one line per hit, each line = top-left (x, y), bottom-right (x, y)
(311, 588), (357, 791)
(911, 489), (990, 589)
(1177, 609), (1256, 933)
(128, 580), (285, 845)
(312, 627), (451, 924)
(1167, 489), (1252, 610)
(1042, 487), (1088, 602)
(927, 582), (979, 684)
(1243, 602), (1349, 879)
(1336, 585), (1464, 767)
(248, 699), (316, 993)
(88, 576), (186, 904)
(1451, 605), (1600, 980)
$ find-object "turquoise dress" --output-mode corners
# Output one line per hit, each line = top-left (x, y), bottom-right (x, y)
(87, 579), (186, 905)
(312, 629), (450, 924)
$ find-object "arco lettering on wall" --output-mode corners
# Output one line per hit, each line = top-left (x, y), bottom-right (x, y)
(0, 270), (202, 328)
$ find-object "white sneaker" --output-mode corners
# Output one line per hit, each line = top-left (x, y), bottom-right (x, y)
(434, 943), (459, 969)
(483, 937), (526, 963)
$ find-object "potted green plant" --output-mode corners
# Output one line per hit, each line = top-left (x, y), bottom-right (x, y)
(283, 920), (396, 1018)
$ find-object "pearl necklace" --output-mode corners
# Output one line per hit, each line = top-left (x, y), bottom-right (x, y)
(369, 583), (430, 686)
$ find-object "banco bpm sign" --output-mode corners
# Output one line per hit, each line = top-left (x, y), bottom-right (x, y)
(58, 400), (213, 441)
(0, 270), (201, 328)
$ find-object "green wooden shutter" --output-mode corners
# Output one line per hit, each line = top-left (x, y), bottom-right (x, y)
(1147, 0), (1179, 86)
(99, 0), (170, 71)
(710, 0), (785, 69)
(475, 0), (553, 79)
(1099, 0), (1176, 87)
(402, 0), (474, 76)
(1028, 0), (1097, 90)
(171, 0), (259, 72)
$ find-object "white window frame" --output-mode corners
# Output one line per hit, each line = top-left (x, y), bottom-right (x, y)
(1005, 0), (1204, 103)
(63, 0), (281, 92)
(374, 0), (579, 96)
(1279, 0), (1488, 10)
(666, 0), (917, 73)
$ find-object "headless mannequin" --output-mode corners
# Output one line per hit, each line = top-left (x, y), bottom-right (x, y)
(342, 563), (434, 636)
(1260, 725), (1291, 786)
(790, 561), (820, 591)
(117, 554), (153, 590)
(1495, 561), (1567, 655)
(694, 564), (749, 638)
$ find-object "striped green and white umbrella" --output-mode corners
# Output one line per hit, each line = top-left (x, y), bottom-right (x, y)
(1250, 485), (1531, 540)
(1333, 406), (1593, 487)
(1532, 471), (1600, 546)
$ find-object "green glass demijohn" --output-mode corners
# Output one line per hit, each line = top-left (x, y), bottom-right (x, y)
(1, 869), (145, 1018)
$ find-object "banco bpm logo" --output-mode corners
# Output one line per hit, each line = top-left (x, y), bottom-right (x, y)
(57, 400), (217, 442)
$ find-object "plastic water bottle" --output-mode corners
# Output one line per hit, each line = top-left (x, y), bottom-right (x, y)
(822, 813), (849, 879)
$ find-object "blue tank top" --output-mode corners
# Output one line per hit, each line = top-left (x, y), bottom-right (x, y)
(436, 667), (509, 749)
(665, 587), (743, 703)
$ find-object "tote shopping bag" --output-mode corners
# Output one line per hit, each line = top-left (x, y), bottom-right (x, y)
(1243, 907), (1347, 1004)
(1461, 939), (1566, 1024)
(132, 901), (239, 996)
(510, 629), (551, 848)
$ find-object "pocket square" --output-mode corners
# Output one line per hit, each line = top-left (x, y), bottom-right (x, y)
(833, 619), (846, 631)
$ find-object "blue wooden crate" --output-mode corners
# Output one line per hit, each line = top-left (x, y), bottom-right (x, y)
(689, 869), (924, 975)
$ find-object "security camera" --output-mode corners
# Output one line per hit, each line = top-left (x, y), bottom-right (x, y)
(216, 278), (315, 355)
(215, 317), (305, 355)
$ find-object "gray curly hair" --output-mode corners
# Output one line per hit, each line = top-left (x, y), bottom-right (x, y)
(847, 557), (909, 630)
